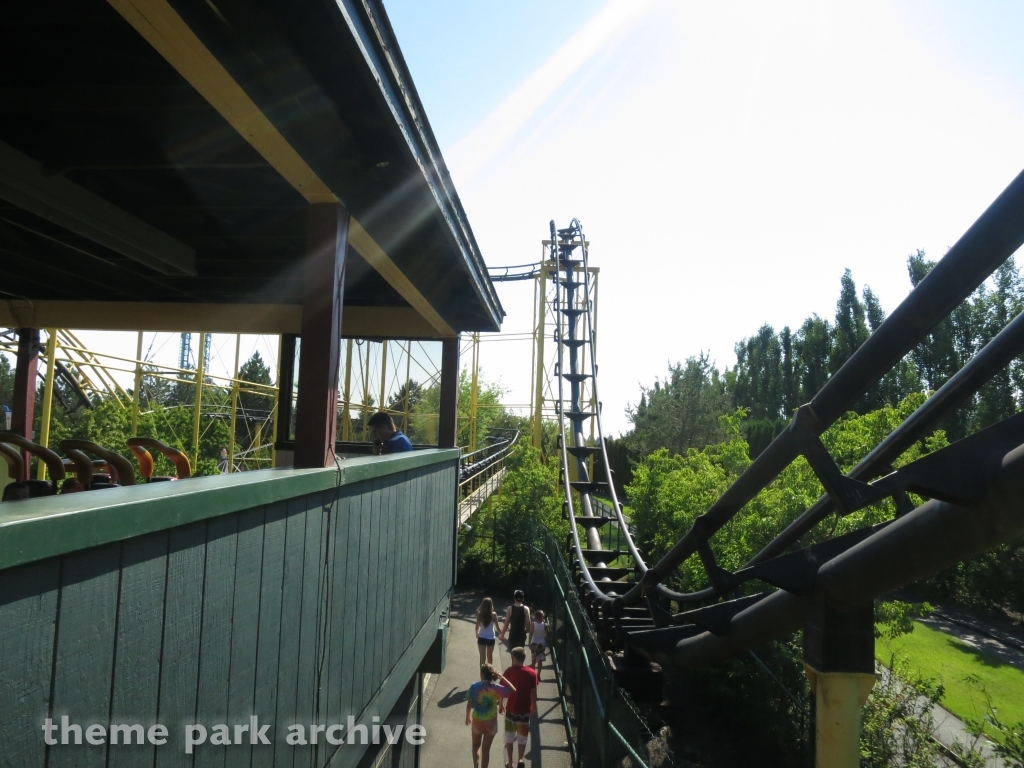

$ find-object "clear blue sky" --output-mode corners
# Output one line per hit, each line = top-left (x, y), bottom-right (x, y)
(383, 1), (607, 149)
(384, 0), (1024, 435)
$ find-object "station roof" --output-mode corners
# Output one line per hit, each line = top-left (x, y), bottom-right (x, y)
(0, 0), (503, 338)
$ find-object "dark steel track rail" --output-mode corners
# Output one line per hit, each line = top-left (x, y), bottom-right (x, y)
(549, 164), (1024, 668)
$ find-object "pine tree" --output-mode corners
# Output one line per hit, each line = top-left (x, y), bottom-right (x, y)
(831, 269), (869, 376)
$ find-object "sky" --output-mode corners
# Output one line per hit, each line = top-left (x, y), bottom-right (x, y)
(9, 2), (1024, 438)
(383, 0), (1024, 435)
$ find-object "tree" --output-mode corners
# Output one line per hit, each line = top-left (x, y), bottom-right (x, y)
(830, 268), (869, 376)
(236, 352), (274, 450)
(0, 353), (15, 418)
(793, 315), (832, 403)
(625, 354), (732, 458)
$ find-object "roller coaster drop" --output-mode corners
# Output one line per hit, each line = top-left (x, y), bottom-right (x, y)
(548, 167), (1024, 766)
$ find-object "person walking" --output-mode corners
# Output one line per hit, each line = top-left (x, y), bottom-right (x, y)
(528, 610), (548, 676)
(465, 663), (515, 768)
(476, 597), (500, 666)
(501, 647), (539, 768)
(499, 590), (530, 650)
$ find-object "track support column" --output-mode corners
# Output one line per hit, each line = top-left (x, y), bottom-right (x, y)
(803, 599), (876, 768)
(294, 202), (349, 468)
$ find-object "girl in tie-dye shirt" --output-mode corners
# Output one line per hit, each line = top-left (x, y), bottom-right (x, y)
(465, 663), (515, 768)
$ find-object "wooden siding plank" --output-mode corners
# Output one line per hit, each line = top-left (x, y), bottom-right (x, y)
(370, 479), (385, 708)
(225, 508), (266, 768)
(155, 521), (207, 768)
(251, 500), (287, 768)
(326, 489), (346, 728)
(108, 531), (169, 768)
(356, 480), (374, 711)
(49, 543), (121, 768)
(339, 484), (361, 719)
(0, 559), (59, 768)
(379, 475), (395, 678)
(194, 513), (240, 768)
(293, 492), (324, 766)
(273, 497), (308, 768)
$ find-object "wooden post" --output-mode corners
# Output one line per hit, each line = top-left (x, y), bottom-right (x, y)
(532, 266), (548, 449)
(294, 202), (349, 468)
(402, 340), (412, 433)
(378, 340), (388, 417)
(12, 328), (39, 479)
(227, 334), (241, 473)
(270, 334), (283, 467)
(191, 332), (206, 467)
(341, 339), (354, 441)
(361, 342), (370, 441)
(469, 333), (479, 451)
(438, 335), (460, 448)
(131, 331), (143, 436)
(277, 334), (297, 445)
(36, 329), (58, 480)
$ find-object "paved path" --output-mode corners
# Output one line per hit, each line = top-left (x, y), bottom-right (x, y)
(920, 612), (1024, 673)
(421, 590), (572, 768)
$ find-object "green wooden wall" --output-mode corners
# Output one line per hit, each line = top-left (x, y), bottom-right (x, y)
(0, 457), (457, 768)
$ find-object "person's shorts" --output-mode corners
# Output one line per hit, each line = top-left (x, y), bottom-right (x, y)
(530, 643), (547, 661)
(507, 634), (527, 649)
(477, 637), (495, 646)
(504, 713), (530, 744)
(472, 718), (498, 736)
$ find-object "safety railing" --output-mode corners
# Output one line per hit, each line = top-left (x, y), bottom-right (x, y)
(530, 521), (674, 768)
(457, 430), (519, 523)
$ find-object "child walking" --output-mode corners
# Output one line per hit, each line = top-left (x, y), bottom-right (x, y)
(528, 609), (549, 675)
(465, 663), (516, 768)
(476, 597), (500, 666)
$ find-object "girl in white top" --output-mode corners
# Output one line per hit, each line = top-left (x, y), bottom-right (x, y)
(475, 597), (500, 665)
(528, 610), (548, 675)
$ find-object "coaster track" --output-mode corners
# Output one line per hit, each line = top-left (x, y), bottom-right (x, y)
(549, 166), (1024, 679)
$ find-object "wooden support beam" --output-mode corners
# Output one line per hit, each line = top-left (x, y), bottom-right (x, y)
(0, 300), (443, 338)
(438, 336), (460, 449)
(277, 333), (297, 445)
(293, 203), (348, 468)
(0, 140), (196, 276)
(106, 0), (455, 335)
(11, 328), (39, 479)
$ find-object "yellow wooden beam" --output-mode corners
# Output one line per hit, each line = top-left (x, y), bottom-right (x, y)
(348, 220), (455, 336)
(106, 0), (455, 336)
(0, 300), (446, 339)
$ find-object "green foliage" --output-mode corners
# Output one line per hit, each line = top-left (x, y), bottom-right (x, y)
(625, 353), (732, 458)
(726, 256), (1024, 437)
(971, 711), (1024, 767)
(0, 352), (14, 415)
(860, 655), (968, 768)
(625, 395), (943, 592)
(879, 621), (1024, 736)
(407, 368), (512, 448)
(875, 600), (933, 640)
(682, 636), (812, 765)
(458, 443), (564, 585)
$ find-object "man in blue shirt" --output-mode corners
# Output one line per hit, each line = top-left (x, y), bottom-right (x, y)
(367, 412), (413, 454)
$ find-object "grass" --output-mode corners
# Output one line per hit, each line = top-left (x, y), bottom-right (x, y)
(877, 620), (1024, 731)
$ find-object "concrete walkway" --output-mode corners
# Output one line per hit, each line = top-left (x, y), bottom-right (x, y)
(421, 590), (573, 768)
